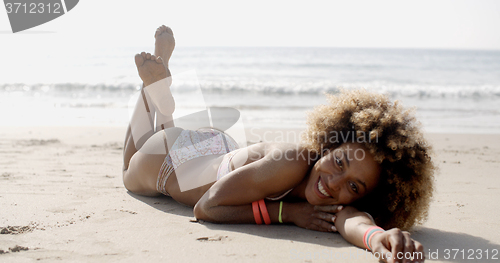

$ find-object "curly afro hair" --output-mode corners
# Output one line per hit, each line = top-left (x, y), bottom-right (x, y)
(302, 89), (436, 231)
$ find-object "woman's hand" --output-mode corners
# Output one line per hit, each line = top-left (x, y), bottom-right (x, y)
(285, 202), (343, 232)
(370, 228), (425, 263)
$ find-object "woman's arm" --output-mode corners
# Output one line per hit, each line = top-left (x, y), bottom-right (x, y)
(194, 144), (342, 231)
(195, 198), (342, 233)
(194, 144), (309, 219)
(335, 206), (374, 248)
(335, 206), (425, 263)
(194, 200), (282, 224)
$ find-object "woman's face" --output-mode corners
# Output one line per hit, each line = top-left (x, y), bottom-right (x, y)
(304, 143), (381, 205)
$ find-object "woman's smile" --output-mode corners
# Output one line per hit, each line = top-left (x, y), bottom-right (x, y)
(315, 176), (333, 199)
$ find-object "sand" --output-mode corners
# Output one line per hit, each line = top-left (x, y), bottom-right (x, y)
(1, 126), (499, 262)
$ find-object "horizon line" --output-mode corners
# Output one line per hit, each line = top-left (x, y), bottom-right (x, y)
(124, 45), (500, 52)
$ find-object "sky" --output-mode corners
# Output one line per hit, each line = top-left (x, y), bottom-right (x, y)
(1, 0), (500, 50)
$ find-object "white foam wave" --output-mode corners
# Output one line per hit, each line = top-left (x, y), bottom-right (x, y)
(3, 80), (500, 100)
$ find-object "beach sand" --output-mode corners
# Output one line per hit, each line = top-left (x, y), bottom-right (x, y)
(1, 126), (499, 262)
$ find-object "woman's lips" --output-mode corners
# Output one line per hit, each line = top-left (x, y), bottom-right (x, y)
(314, 176), (331, 199)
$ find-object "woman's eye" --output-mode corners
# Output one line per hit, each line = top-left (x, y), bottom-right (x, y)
(335, 156), (343, 169)
(349, 182), (358, 193)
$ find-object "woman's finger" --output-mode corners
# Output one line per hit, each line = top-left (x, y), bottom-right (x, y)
(312, 212), (337, 232)
(374, 245), (392, 263)
(388, 230), (404, 263)
(314, 205), (343, 213)
(413, 241), (425, 262)
(401, 231), (413, 263)
(311, 218), (337, 232)
(305, 221), (324, 232)
(304, 224), (319, 231)
(313, 212), (337, 223)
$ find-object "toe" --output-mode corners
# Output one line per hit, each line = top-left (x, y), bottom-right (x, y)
(151, 54), (157, 60)
(134, 53), (144, 67)
(141, 52), (146, 59)
(165, 26), (173, 35)
(156, 56), (163, 63)
(146, 53), (151, 59)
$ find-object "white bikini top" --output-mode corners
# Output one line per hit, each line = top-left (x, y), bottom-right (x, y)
(265, 188), (293, 201)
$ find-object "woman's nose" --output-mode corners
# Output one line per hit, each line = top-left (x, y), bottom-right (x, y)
(327, 174), (343, 193)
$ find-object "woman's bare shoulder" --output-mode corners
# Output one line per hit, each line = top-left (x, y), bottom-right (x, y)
(207, 143), (313, 203)
(247, 142), (312, 163)
(267, 142), (313, 159)
(237, 142), (314, 181)
(258, 143), (314, 177)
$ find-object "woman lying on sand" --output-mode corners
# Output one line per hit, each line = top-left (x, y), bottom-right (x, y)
(123, 25), (435, 263)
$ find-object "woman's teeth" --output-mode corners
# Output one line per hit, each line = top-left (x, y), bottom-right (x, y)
(318, 179), (331, 197)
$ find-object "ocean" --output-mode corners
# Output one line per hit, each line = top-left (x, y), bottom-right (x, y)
(1, 47), (499, 134)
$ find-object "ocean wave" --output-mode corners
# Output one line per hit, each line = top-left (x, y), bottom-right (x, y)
(2, 81), (500, 100)
(194, 80), (500, 99)
(0, 83), (138, 93)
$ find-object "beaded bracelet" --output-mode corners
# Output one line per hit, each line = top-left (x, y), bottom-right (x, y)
(363, 226), (385, 251)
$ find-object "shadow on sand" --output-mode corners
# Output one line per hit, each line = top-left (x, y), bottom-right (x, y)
(130, 192), (500, 262)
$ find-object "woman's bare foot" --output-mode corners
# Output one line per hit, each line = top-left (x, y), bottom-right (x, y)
(135, 52), (168, 87)
(154, 25), (175, 68)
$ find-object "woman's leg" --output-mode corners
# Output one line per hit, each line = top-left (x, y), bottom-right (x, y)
(124, 126), (182, 196)
(151, 25), (176, 131)
(123, 26), (177, 195)
(123, 25), (176, 170)
(123, 52), (171, 165)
